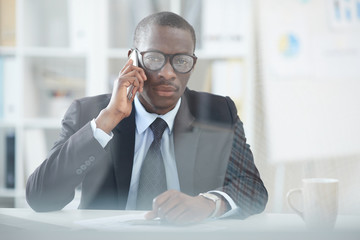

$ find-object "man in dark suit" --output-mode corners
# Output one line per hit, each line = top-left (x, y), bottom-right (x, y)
(26, 12), (267, 224)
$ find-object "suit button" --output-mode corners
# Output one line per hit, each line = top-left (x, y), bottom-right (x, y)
(80, 165), (87, 170)
(89, 156), (95, 161)
(76, 169), (82, 175)
(85, 160), (91, 166)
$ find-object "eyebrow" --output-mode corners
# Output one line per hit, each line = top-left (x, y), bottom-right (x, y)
(141, 48), (194, 55)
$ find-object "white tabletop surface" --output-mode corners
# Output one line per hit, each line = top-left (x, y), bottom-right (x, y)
(1, 208), (359, 240)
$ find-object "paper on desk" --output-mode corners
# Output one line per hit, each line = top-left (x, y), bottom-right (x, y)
(74, 212), (225, 232)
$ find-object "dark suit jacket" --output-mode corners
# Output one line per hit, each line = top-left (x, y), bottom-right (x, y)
(26, 88), (267, 219)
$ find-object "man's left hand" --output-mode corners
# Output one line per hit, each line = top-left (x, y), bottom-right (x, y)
(144, 190), (222, 225)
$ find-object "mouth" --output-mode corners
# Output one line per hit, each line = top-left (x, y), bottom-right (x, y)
(153, 85), (178, 97)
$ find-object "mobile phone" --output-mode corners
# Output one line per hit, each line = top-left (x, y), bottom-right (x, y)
(127, 50), (138, 100)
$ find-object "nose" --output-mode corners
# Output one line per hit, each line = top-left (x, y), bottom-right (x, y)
(158, 59), (176, 80)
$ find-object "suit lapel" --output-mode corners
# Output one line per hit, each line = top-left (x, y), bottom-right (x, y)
(173, 95), (200, 196)
(109, 107), (136, 208)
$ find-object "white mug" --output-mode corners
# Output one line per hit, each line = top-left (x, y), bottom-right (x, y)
(286, 178), (339, 230)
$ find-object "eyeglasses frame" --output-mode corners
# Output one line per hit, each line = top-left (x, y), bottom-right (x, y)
(133, 48), (197, 74)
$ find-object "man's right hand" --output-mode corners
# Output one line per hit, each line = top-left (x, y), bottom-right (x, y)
(95, 59), (147, 134)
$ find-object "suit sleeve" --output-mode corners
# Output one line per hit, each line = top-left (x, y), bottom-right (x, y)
(219, 98), (268, 219)
(26, 100), (107, 212)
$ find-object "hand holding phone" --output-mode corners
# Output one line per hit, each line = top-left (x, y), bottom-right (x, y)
(95, 50), (144, 134)
(127, 50), (138, 100)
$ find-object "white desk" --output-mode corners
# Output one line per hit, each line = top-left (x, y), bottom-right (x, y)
(1, 208), (359, 240)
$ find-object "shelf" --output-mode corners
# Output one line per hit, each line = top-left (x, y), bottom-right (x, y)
(23, 47), (87, 58)
(0, 188), (24, 198)
(0, 118), (62, 129)
(0, 47), (16, 56)
(23, 118), (62, 129)
(107, 48), (129, 59)
(0, 119), (17, 128)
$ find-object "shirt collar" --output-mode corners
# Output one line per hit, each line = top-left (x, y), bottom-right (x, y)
(134, 95), (181, 135)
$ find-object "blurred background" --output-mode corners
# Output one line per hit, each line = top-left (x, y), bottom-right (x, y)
(0, 0), (359, 215)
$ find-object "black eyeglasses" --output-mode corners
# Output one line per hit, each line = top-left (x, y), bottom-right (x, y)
(134, 48), (197, 74)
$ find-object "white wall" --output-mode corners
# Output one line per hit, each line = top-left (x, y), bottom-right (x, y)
(254, 0), (360, 214)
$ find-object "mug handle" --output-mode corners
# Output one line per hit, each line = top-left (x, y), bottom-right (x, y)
(286, 188), (303, 219)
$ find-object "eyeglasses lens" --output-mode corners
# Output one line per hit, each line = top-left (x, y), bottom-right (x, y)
(142, 52), (194, 73)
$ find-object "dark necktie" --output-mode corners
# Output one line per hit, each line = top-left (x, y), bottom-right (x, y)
(136, 118), (168, 210)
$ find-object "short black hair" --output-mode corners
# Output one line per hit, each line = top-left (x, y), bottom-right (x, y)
(133, 11), (196, 51)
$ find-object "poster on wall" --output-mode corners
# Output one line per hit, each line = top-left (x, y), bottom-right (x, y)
(259, 0), (360, 163)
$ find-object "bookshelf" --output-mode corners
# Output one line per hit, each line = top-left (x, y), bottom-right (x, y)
(0, 0), (255, 208)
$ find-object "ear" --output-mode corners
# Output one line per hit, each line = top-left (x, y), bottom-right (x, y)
(128, 49), (133, 58)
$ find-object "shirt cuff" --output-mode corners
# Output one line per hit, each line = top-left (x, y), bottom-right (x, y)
(208, 190), (238, 218)
(90, 119), (113, 148)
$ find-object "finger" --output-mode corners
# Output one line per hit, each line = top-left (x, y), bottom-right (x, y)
(122, 69), (143, 85)
(123, 59), (146, 75)
(135, 66), (147, 80)
(129, 86), (139, 102)
(144, 192), (171, 220)
(152, 191), (176, 216)
(144, 209), (157, 220)
(119, 76), (137, 88)
(156, 192), (185, 218)
(119, 60), (133, 76)
(152, 191), (173, 209)
(134, 70), (145, 92)
(155, 192), (185, 220)
(174, 209), (201, 225)
(128, 74), (140, 97)
(130, 74), (140, 88)
(123, 79), (138, 102)
(121, 64), (146, 88)
(162, 204), (187, 223)
(129, 66), (147, 81)
(114, 76), (137, 102)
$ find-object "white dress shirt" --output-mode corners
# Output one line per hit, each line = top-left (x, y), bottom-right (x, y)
(126, 96), (181, 209)
(90, 95), (237, 213)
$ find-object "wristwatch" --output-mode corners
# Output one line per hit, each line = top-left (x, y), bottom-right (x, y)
(199, 193), (221, 218)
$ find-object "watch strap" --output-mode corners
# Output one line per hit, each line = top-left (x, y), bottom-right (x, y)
(199, 193), (221, 218)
